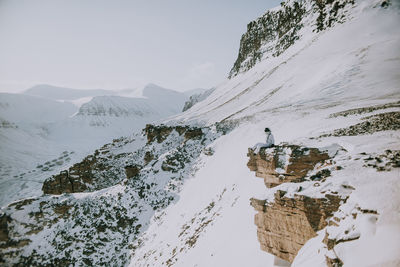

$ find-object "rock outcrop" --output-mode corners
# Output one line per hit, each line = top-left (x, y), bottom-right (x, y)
(42, 124), (207, 195)
(321, 111), (400, 137)
(251, 190), (343, 263)
(247, 145), (330, 187)
(42, 153), (108, 194)
(247, 144), (345, 263)
(144, 124), (204, 144)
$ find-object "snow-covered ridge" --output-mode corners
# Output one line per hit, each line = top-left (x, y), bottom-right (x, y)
(182, 88), (215, 112)
(229, 0), (356, 78)
(77, 96), (159, 117)
(24, 84), (130, 101)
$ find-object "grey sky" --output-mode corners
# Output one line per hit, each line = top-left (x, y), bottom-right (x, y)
(0, 0), (281, 93)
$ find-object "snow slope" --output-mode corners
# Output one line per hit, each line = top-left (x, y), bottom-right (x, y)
(1, 0), (399, 266)
(132, 1), (400, 266)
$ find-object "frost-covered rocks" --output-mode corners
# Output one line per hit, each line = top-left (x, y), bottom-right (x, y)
(248, 144), (349, 263)
(0, 124), (222, 266)
(247, 144), (335, 188)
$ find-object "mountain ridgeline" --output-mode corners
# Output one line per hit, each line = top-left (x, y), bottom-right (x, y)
(229, 0), (355, 78)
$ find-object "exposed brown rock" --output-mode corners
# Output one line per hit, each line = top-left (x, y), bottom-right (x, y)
(321, 111), (400, 137)
(247, 145), (330, 187)
(0, 214), (10, 243)
(42, 154), (102, 194)
(144, 151), (154, 165)
(326, 256), (343, 267)
(144, 124), (204, 144)
(145, 124), (174, 143)
(125, 165), (141, 179)
(53, 204), (73, 217)
(42, 170), (74, 195)
(184, 128), (203, 141)
(251, 190), (343, 263)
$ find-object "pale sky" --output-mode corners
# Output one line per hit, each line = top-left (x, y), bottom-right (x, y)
(0, 0), (281, 93)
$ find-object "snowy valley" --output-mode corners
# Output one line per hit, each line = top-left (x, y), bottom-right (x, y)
(0, 84), (193, 206)
(1, 0), (400, 266)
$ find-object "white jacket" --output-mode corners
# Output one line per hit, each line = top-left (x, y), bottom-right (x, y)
(252, 132), (275, 153)
(265, 132), (274, 147)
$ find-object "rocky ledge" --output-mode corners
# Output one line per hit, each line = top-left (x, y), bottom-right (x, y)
(251, 191), (344, 263)
(247, 144), (331, 188)
(247, 143), (346, 264)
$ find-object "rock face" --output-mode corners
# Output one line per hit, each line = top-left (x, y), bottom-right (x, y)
(247, 144), (344, 263)
(251, 191), (343, 263)
(144, 124), (204, 144)
(247, 145), (330, 187)
(229, 0), (355, 78)
(42, 154), (108, 194)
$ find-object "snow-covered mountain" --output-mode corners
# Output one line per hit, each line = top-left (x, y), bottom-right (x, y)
(182, 88), (215, 112)
(1, 0), (399, 266)
(24, 84), (129, 101)
(0, 84), (190, 206)
(0, 92), (77, 124)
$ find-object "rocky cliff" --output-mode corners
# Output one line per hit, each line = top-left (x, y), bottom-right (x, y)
(251, 191), (343, 263)
(229, 0), (355, 78)
(247, 144), (348, 264)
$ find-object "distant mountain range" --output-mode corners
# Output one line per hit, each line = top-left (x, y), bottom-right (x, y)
(0, 83), (210, 206)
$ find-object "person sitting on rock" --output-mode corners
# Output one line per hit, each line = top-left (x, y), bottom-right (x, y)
(252, 127), (275, 153)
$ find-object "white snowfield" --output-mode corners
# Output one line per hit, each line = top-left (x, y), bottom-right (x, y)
(131, 1), (400, 267)
(0, 84), (190, 207)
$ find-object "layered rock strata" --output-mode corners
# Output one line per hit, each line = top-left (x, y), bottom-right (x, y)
(248, 144), (344, 263)
(247, 145), (330, 187)
(251, 191), (343, 263)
